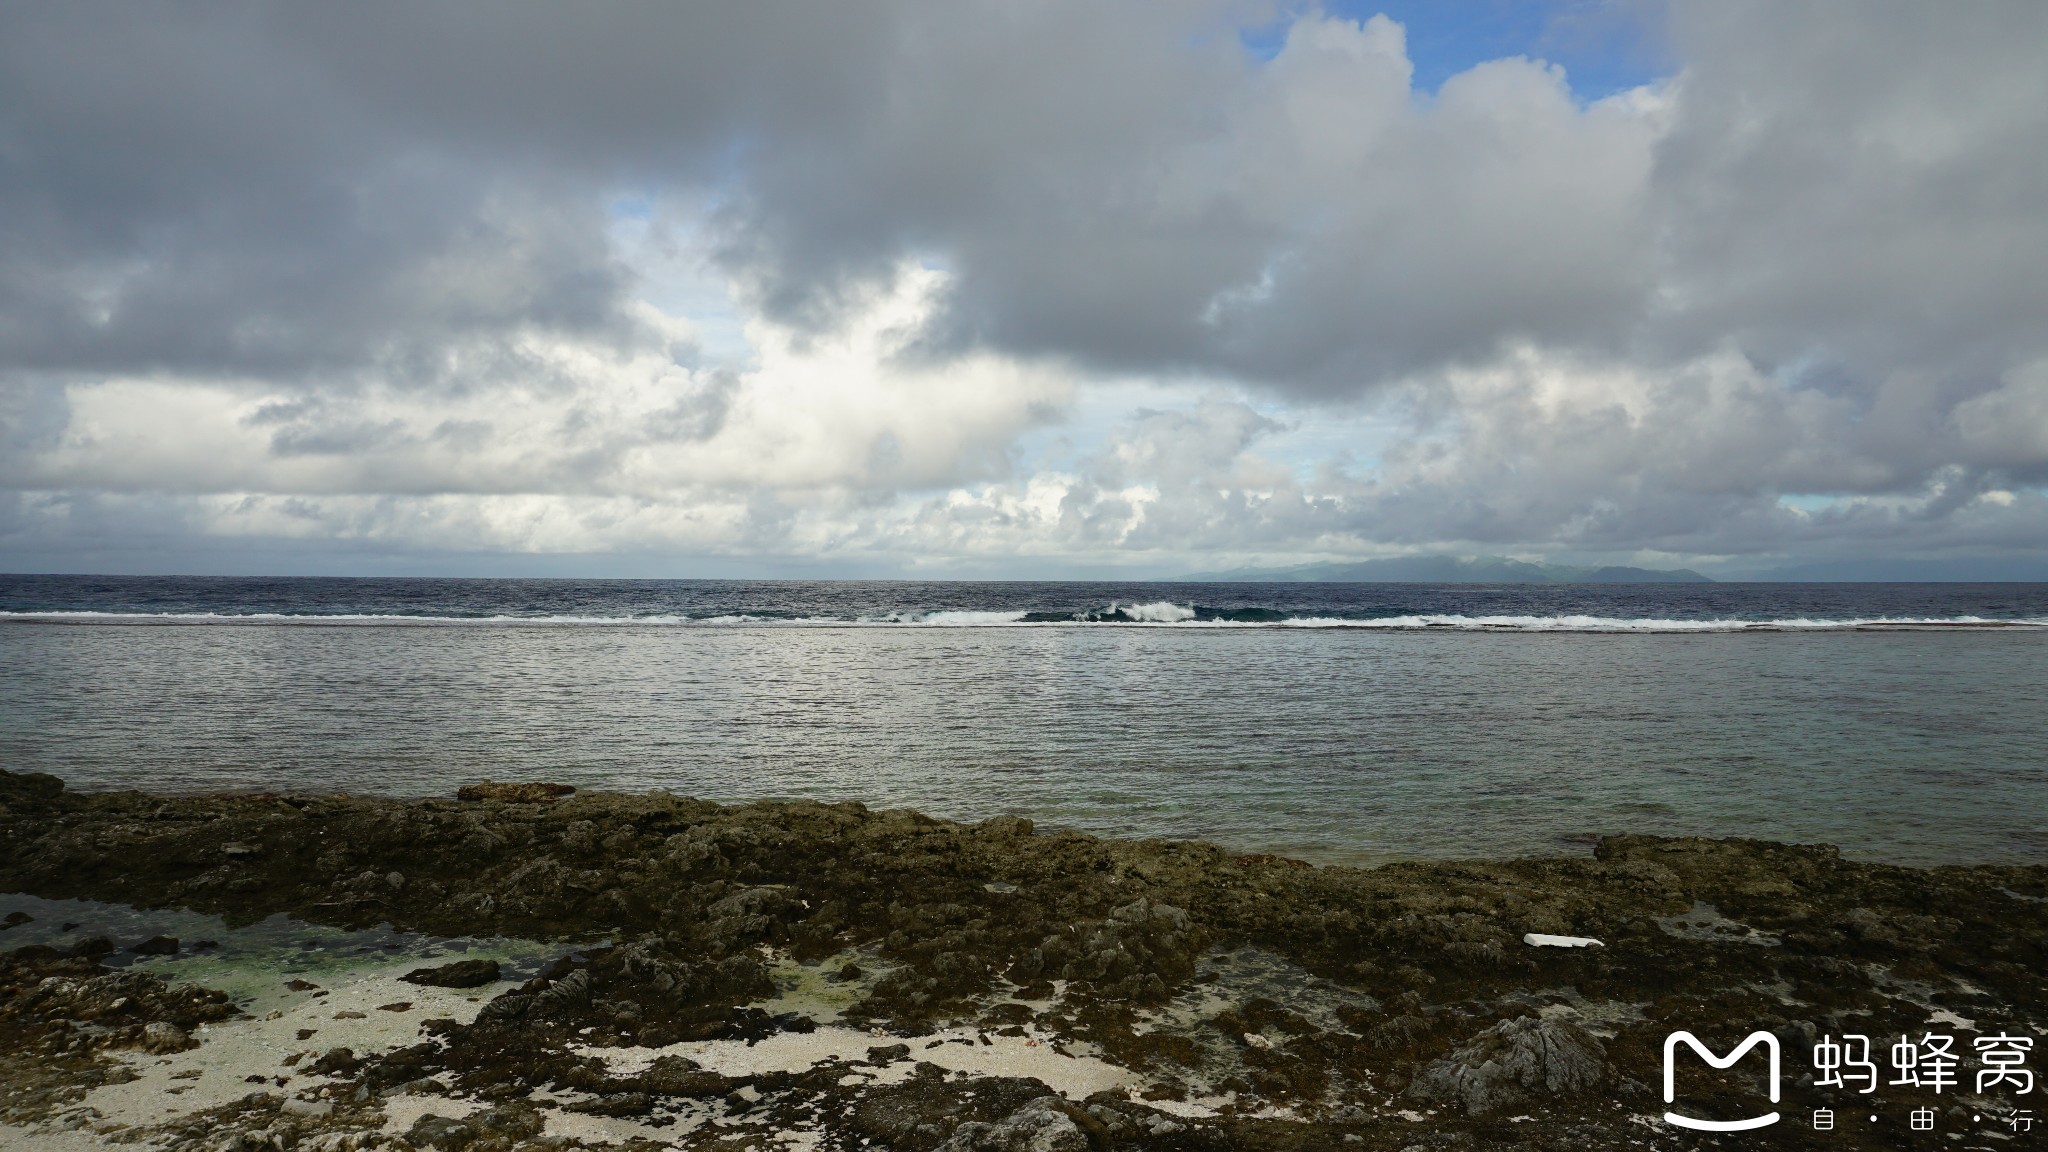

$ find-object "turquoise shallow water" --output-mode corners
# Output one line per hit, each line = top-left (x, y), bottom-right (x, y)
(0, 892), (572, 1008)
(4, 613), (2044, 866)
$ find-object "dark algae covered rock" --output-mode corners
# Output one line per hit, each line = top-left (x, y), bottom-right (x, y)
(455, 782), (578, 804)
(401, 958), (502, 989)
(1, 767), (2044, 1149)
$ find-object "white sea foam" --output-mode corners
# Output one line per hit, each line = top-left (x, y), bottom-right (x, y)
(1115, 600), (1198, 622)
(1280, 613), (2044, 632)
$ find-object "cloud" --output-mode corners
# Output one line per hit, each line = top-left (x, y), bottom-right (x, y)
(720, 10), (1668, 392)
(1953, 361), (2048, 479)
(845, 347), (2048, 571)
(1651, 2), (2048, 384)
(0, 3), (1667, 389)
(2, 1), (2046, 575)
(3, 268), (1065, 497)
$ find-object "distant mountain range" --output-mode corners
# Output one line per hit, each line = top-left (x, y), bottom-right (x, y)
(1181, 555), (1713, 584)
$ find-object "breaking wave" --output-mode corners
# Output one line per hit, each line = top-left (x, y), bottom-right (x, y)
(1268, 614), (2048, 632)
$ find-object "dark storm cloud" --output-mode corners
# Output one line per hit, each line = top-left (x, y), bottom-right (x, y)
(0, 6), (636, 378)
(0, 2), (1229, 380)
(708, 9), (1660, 388)
(1, 1), (1654, 389)
(9, 1), (2044, 395)
(0, 2), (843, 378)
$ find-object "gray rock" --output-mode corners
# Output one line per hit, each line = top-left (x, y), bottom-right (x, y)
(142, 1021), (192, 1053)
(532, 967), (591, 1014)
(467, 1103), (544, 1139)
(937, 1095), (1090, 1152)
(405, 1113), (475, 1150)
(1410, 1016), (1605, 1114)
(281, 1097), (333, 1117)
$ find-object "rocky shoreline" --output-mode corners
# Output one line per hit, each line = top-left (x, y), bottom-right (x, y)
(2, 767), (2044, 1150)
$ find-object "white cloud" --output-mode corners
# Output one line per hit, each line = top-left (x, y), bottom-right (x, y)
(8, 267), (1069, 502)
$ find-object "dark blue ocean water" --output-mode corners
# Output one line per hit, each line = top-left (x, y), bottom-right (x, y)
(3, 575), (2045, 866)
(4, 573), (2048, 628)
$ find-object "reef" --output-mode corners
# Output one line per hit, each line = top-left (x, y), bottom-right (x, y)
(2, 766), (2044, 1150)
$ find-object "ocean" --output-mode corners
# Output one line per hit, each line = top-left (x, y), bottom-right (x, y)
(4, 574), (2045, 867)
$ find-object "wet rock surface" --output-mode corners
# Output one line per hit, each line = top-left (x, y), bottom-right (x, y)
(455, 783), (578, 805)
(0, 948), (238, 1124)
(403, 958), (503, 989)
(1, 767), (2044, 1149)
(934, 1095), (1088, 1151)
(1410, 1016), (1604, 1114)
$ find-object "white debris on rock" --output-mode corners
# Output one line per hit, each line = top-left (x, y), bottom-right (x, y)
(1522, 933), (1603, 948)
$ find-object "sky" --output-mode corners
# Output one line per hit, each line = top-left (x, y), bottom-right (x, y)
(3, 1), (2046, 580)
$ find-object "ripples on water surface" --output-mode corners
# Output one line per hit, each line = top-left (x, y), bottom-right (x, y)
(3, 575), (2045, 866)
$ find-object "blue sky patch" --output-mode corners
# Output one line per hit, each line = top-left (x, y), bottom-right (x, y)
(1245, 0), (1669, 101)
